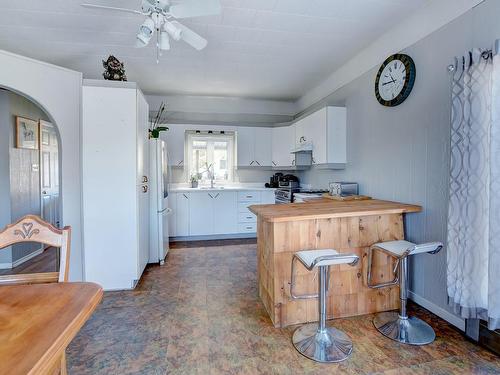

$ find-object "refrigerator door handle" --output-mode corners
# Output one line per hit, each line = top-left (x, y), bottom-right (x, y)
(158, 207), (172, 215)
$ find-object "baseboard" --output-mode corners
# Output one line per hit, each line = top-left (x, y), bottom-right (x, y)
(12, 247), (44, 268)
(408, 290), (465, 331)
(170, 233), (256, 241)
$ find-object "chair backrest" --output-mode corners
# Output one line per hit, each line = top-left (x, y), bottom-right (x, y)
(0, 215), (71, 285)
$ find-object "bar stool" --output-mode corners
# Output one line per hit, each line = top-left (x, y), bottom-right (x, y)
(289, 249), (359, 363)
(367, 240), (443, 345)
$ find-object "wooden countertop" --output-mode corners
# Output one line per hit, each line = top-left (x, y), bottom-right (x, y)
(0, 282), (103, 375)
(249, 199), (421, 222)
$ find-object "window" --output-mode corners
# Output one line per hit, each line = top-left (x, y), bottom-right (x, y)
(186, 131), (235, 183)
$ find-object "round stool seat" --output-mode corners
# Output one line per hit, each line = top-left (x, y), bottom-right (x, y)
(295, 249), (359, 269)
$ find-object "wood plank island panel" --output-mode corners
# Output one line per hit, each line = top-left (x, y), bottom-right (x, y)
(250, 200), (422, 328)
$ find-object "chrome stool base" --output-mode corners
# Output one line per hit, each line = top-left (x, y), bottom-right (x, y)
(292, 323), (353, 363)
(373, 311), (436, 345)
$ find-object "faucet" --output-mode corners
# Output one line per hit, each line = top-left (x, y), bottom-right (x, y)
(203, 163), (215, 188)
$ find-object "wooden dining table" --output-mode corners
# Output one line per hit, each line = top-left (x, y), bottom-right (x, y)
(0, 282), (103, 375)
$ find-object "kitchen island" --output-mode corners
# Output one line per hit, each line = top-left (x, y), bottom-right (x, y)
(249, 199), (421, 328)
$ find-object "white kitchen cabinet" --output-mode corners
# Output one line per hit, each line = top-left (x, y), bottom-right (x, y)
(164, 124), (186, 167)
(294, 106), (346, 166)
(169, 189), (274, 239)
(272, 126), (295, 167)
(236, 127), (255, 167)
(213, 191), (237, 234)
(176, 192), (190, 236)
(167, 193), (177, 237)
(237, 127), (272, 167)
(189, 192), (214, 236)
(254, 127), (272, 167)
(261, 190), (275, 204)
(82, 80), (150, 290)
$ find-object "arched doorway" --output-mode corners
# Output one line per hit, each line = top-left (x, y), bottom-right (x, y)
(0, 88), (62, 273)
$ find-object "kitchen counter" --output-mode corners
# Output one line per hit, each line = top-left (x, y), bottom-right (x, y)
(170, 185), (276, 193)
(249, 199), (420, 222)
(249, 198), (422, 328)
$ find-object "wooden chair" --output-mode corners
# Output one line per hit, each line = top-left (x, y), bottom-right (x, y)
(0, 214), (71, 285)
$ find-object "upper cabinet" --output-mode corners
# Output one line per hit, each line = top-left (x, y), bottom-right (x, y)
(272, 125), (295, 168)
(294, 106), (346, 168)
(237, 127), (272, 167)
(164, 124), (186, 167)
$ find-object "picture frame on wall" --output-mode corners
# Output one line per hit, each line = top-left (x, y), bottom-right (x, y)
(15, 116), (39, 150)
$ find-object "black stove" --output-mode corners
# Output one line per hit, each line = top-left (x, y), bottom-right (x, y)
(274, 188), (329, 204)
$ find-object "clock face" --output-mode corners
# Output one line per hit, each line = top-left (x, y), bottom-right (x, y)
(375, 54), (415, 107)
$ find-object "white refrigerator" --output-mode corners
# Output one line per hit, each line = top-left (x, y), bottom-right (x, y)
(149, 139), (171, 264)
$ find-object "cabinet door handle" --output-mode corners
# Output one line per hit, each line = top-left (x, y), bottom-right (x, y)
(255, 161), (261, 166)
(246, 226), (253, 230)
(214, 193), (220, 198)
(292, 159), (296, 166)
(312, 157), (316, 164)
(272, 161), (277, 166)
(208, 193), (213, 199)
(250, 161), (255, 166)
(246, 216), (252, 219)
(183, 193), (188, 199)
(177, 160), (183, 166)
(142, 176), (148, 183)
(300, 136), (306, 143)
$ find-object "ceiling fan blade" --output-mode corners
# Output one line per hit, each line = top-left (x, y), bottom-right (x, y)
(171, 21), (207, 50)
(169, 0), (221, 19)
(80, 3), (144, 15)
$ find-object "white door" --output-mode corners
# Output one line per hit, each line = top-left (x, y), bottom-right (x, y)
(176, 193), (190, 236)
(213, 191), (237, 234)
(39, 120), (60, 227)
(254, 128), (272, 167)
(189, 192), (213, 235)
(236, 127), (255, 167)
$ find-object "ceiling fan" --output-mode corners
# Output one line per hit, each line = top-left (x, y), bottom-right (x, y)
(81, 0), (221, 62)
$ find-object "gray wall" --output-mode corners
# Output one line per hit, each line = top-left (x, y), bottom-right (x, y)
(0, 90), (50, 264)
(0, 90), (12, 264)
(299, 0), (500, 322)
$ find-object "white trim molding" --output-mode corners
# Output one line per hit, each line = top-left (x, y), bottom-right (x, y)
(296, 0), (485, 112)
(408, 290), (465, 331)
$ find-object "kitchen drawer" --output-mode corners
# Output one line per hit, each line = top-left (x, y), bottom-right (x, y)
(238, 222), (256, 233)
(238, 201), (256, 213)
(238, 212), (256, 223)
(238, 191), (261, 202)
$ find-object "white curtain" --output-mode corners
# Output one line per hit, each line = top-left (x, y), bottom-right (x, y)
(447, 42), (500, 330)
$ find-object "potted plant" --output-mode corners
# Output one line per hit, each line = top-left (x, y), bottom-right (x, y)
(149, 101), (169, 139)
(190, 175), (199, 188)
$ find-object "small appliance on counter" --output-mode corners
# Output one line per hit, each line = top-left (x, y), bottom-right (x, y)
(279, 174), (300, 188)
(293, 190), (329, 203)
(328, 182), (358, 196)
(266, 172), (284, 188)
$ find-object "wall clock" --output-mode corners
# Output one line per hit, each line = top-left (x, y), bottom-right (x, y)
(375, 54), (416, 107)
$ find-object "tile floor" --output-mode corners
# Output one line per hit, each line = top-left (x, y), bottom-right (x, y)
(67, 242), (500, 374)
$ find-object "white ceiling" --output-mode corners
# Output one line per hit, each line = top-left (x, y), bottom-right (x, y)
(0, 0), (429, 101)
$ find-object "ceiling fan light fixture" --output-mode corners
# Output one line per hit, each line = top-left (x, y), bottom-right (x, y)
(139, 17), (155, 37)
(135, 32), (150, 47)
(159, 31), (170, 50)
(163, 21), (182, 41)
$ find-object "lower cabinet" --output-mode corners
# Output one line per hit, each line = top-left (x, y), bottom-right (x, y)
(176, 192), (190, 236)
(169, 190), (274, 238)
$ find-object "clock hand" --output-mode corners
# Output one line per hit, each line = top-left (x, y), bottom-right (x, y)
(382, 81), (395, 86)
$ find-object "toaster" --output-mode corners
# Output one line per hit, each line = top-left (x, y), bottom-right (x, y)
(328, 182), (358, 196)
